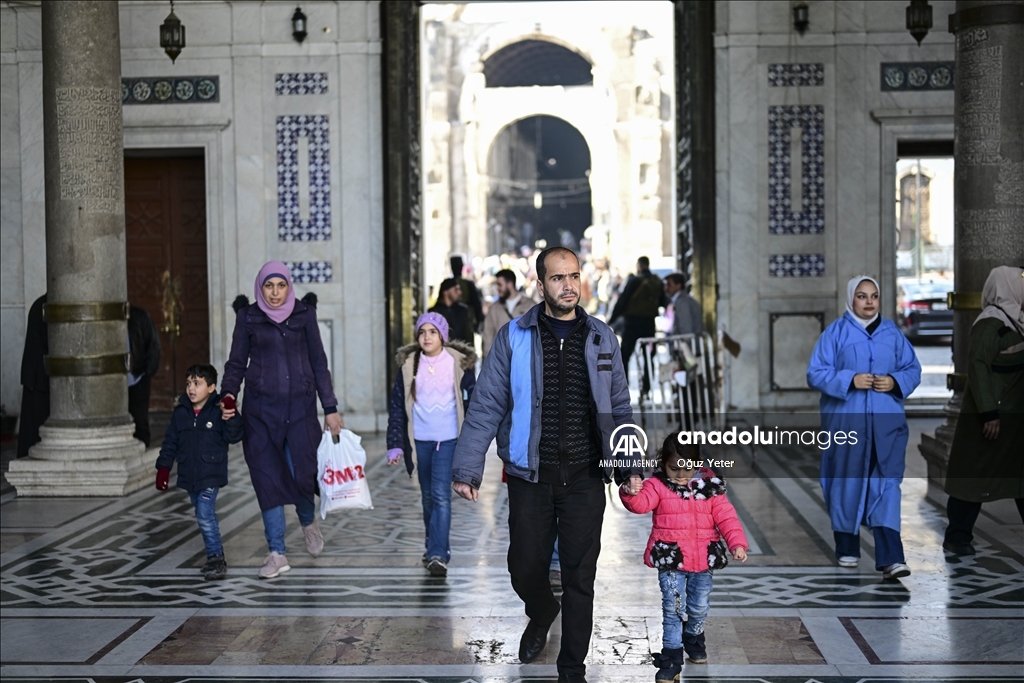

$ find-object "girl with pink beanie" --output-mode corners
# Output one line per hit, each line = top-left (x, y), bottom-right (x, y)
(385, 313), (477, 576)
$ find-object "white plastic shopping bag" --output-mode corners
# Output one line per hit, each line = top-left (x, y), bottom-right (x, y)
(317, 428), (373, 517)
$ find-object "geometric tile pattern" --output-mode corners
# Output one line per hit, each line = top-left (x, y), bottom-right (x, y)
(122, 76), (219, 104)
(275, 72), (329, 96)
(768, 63), (824, 87)
(881, 62), (955, 91)
(276, 115), (331, 241)
(283, 261), (333, 283)
(769, 253), (825, 277)
(769, 105), (825, 234)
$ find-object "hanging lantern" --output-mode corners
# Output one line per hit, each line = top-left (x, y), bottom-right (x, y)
(792, 2), (809, 36)
(159, 1), (185, 63)
(906, 0), (933, 46)
(292, 6), (308, 44)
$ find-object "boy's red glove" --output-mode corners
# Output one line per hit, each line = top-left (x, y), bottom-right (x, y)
(155, 467), (170, 491)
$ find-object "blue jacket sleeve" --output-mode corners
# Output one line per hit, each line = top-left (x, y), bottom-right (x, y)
(806, 323), (854, 399)
(889, 330), (922, 399)
(452, 325), (513, 488)
(155, 410), (179, 470)
(224, 414), (244, 445)
(461, 364), (477, 408)
(386, 373), (408, 452)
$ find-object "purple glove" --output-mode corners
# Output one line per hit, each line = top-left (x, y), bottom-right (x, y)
(387, 448), (403, 464)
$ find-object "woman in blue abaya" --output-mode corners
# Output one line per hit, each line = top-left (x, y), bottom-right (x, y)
(807, 276), (921, 580)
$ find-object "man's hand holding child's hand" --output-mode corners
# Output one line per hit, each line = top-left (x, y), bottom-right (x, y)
(732, 547), (748, 562)
(621, 474), (643, 496)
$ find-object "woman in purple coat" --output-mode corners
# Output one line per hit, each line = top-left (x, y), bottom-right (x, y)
(222, 261), (343, 579)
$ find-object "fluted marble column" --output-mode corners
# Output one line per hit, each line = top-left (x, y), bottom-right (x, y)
(6, 1), (149, 496)
(920, 0), (1024, 483)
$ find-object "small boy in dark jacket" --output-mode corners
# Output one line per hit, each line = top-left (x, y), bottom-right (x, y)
(155, 363), (242, 580)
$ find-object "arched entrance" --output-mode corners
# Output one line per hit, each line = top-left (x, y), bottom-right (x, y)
(486, 115), (592, 256)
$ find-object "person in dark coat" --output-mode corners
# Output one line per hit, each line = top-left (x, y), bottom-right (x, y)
(430, 278), (475, 345)
(17, 294), (48, 459)
(609, 256), (667, 394)
(943, 266), (1024, 555)
(155, 363), (243, 581)
(128, 304), (162, 447)
(451, 255), (484, 331)
(221, 261), (343, 579)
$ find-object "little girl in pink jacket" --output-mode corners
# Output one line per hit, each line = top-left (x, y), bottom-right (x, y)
(621, 433), (748, 680)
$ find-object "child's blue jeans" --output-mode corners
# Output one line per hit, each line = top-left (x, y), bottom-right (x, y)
(658, 569), (712, 649)
(188, 487), (223, 559)
(261, 440), (316, 554)
(415, 439), (456, 562)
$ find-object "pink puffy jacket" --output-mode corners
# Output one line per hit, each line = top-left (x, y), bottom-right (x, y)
(620, 468), (748, 573)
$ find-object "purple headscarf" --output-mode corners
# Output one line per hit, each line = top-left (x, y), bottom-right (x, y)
(255, 261), (296, 324)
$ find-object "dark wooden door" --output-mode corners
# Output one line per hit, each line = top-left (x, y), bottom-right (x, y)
(125, 157), (209, 410)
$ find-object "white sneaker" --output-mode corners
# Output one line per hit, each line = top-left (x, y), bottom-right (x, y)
(259, 551), (291, 579)
(302, 520), (324, 557)
(837, 555), (858, 568)
(882, 562), (911, 580)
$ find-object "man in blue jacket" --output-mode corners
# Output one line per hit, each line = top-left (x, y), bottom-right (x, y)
(452, 247), (642, 683)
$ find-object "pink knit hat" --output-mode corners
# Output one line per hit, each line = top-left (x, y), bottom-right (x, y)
(415, 312), (449, 342)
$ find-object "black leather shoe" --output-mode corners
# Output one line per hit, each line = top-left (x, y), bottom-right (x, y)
(942, 540), (976, 556)
(518, 619), (551, 663)
(557, 674), (588, 683)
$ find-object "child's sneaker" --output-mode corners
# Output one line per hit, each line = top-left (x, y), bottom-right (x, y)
(202, 555), (227, 581)
(258, 551), (291, 579)
(682, 632), (707, 664)
(426, 557), (448, 577)
(302, 520), (324, 557)
(652, 647), (683, 681)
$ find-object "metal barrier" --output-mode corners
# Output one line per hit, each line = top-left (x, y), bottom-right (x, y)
(631, 332), (725, 436)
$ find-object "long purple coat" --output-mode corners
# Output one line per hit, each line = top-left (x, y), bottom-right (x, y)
(222, 301), (337, 510)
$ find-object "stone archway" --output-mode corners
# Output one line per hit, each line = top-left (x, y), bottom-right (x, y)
(486, 115), (593, 255)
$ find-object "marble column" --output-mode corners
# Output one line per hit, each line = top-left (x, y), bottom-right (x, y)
(919, 1), (1024, 483)
(6, 1), (149, 496)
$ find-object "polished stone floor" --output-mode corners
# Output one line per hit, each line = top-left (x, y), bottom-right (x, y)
(1, 418), (1022, 682)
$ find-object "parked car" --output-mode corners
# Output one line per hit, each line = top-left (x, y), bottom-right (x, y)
(896, 277), (954, 340)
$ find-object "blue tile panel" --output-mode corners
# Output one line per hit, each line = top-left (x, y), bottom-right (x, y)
(769, 254), (825, 277)
(768, 63), (824, 87)
(122, 76), (218, 104)
(880, 62), (954, 91)
(277, 115), (331, 241)
(275, 72), (329, 95)
(284, 261), (333, 283)
(768, 105), (825, 235)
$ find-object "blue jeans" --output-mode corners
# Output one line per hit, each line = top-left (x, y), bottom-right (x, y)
(188, 487), (223, 558)
(834, 527), (905, 570)
(658, 569), (712, 649)
(415, 439), (456, 562)
(261, 440), (315, 554)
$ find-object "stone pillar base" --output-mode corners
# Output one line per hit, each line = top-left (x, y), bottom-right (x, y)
(919, 433), (950, 490)
(5, 423), (150, 496)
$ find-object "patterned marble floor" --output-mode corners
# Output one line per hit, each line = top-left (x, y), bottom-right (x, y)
(1, 419), (1022, 682)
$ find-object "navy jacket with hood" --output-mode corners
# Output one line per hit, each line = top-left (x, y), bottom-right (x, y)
(156, 391), (244, 492)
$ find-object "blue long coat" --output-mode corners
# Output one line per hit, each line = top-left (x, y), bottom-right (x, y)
(806, 313), (921, 533)
(222, 301), (337, 510)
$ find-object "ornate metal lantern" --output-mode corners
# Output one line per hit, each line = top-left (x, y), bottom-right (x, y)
(906, 0), (933, 45)
(159, 1), (185, 63)
(792, 2), (810, 36)
(292, 6), (308, 44)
